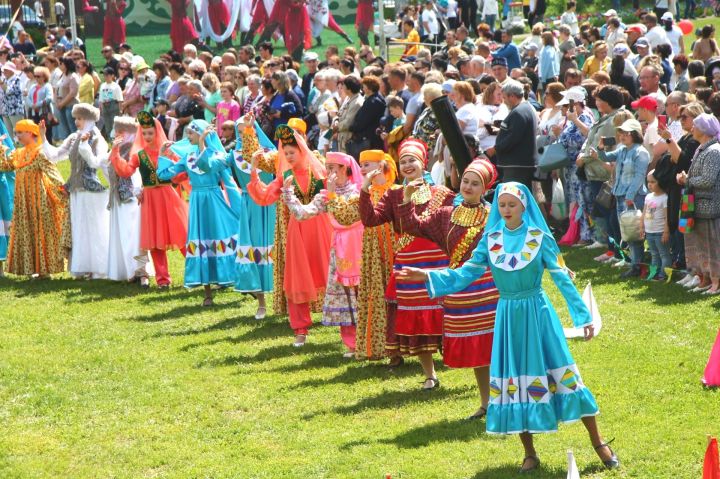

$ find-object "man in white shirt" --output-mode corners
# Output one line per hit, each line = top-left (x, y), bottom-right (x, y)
(54, 1), (66, 25)
(643, 13), (668, 49)
(632, 95), (661, 167)
(639, 64), (667, 113)
(422, 0), (440, 46)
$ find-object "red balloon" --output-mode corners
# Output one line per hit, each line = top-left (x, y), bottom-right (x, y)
(678, 19), (694, 35)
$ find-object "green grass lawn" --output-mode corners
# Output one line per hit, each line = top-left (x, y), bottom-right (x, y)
(0, 231), (719, 478)
(5, 14), (718, 479)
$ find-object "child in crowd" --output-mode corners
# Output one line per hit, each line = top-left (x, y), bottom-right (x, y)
(215, 81), (241, 126)
(220, 120), (236, 151)
(388, 95), (406, 130)
(641, 171), (671, 281)
(99, 67), (123, 139)
(154, 99), (172, 138)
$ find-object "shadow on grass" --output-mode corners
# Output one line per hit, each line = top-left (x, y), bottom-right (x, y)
(304, 386), (472, 420)
(469, 465), (566, 479)
(200, 341), (336, 368)
(0, 275), (153, 301)
(341, 418), (487, 450)
(128, 303), (216, 322)
(271, 350), (351, 372)
(289, 360), (431, 390)
(174, 317), (289, 350)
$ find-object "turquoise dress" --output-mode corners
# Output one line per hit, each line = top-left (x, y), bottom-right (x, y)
(195, 143), (276, 293)
(158, 148), (243, 288)
(426, 183), (599, 435)
(0, 123), (14, 261)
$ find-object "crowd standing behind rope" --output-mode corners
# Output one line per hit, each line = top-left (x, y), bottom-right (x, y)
(1, 1), (720, 473)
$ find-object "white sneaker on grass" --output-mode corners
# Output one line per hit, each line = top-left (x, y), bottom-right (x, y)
(584, 241), (608, 250)
(612, 259), (628, 268)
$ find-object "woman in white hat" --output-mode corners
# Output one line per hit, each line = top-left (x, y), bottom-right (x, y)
(591, 118), (650, 279)
(41, 104), (111, 279)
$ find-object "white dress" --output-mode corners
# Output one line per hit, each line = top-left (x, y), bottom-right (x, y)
(104, 137), (148, 281)
(43, 128), (110, 278)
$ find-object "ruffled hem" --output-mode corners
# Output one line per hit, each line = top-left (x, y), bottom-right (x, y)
(337, 275), (361, 287)
(486, 387), (600, 435)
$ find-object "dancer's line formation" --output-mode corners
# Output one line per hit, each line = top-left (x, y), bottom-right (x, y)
(0, 111), (621, 473)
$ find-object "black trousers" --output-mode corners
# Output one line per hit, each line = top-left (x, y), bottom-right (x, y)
(499, 166), (535, 190)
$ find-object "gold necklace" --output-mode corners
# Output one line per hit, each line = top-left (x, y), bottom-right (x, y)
(450, 203), (486, 227)
(410, 182), (432, 205)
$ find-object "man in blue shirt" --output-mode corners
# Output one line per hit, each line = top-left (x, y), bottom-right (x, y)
(492, 29), (521, 70)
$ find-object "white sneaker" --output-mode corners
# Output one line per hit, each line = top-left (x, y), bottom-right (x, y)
(584, 241), (608, 250)
(684, 276), (701, 289)
(292, 334), (307, 347)
(254, 306), (267, 320)
(691, 284), (711, 293)
(606, 257), (621, 264)
(343, 351), (355, 358)
(594, 253), (612, 262)
(612, 259), (628, 268)
(676, 274), (692, 286)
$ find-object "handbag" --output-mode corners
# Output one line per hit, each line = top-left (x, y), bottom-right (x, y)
(678, 187), (695, 233)
(594, 181), (614, 210)
(619, 206), (644, 243)
(346, 136), (370, 161)
(533, 134), (554, 180)
(538, 141), (571, 173)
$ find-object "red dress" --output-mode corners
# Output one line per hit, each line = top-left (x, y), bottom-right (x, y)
(355, 0), (374, 31)
(398, 201), (499, 368)
(285, 1), (311, 53)
(250, 0), (269, 32)
(168, 0), (199, 53)
(268, 0), (291, 24)
(103, 0), (127, 47)
(208, 0), (231, 34)
(360, 185), (455, 356)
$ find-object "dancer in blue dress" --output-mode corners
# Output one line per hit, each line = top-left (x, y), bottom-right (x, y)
(195, 112), (277, 319)
(0, 121), (14, 276)
(397, 182), (620, 473)
(158, 119), (243, 306)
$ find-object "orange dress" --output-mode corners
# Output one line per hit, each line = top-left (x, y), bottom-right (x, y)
(247, 169), (332, 307)
(110, 147), (188, 251)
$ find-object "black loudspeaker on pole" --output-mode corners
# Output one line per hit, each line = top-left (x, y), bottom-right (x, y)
(430, 95), (473, 177)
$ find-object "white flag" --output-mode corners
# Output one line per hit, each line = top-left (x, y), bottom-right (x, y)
(564, 283), (602, 339)
(567, 450), (580, 479)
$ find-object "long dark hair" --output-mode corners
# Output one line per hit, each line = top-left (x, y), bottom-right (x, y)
(60, 56), (76, 73)
(610, 56), (625, 83)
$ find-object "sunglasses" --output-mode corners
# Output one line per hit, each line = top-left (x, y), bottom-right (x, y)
(119, 67), (129, 71)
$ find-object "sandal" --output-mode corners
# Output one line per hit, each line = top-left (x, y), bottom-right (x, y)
(467, 406), (487, 421)
(293, 334), (307, 347)
(421, 377), (440, 391)
(254, 306), (267, 319)
(387, 356), (404, 368)
(519, 455), (540, 473)
(202, 297), (213, 307)
(594, 438), (620, 469)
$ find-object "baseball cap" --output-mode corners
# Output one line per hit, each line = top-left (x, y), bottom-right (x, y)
(603, 9), (617, 16)
(302, 51), (319, 62)
(617, 119), (642, 135)
(626, 25), (647, 35)
(635, 37), (650, 49)
(442, 79), (456, 93)
(661, 11), (673, 21)
(557, 86), (587, 106)
(613, 43), (630, 56)
(631, 95), (658, 112)
(491, 56), (508, 68)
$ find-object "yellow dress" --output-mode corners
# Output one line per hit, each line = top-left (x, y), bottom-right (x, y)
(354, 184), (399, 360)
(0, 144), (69, 275)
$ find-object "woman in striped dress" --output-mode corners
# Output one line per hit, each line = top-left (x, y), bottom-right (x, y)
(360, 138), (455, 390)
(398, 158), (499, 418)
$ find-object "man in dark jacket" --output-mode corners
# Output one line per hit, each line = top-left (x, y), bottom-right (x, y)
(350, 75), (386, 152)
(484, 79), (538, 188)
